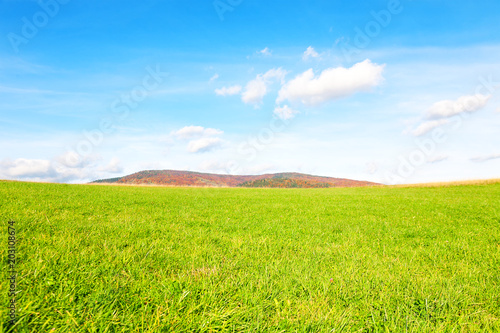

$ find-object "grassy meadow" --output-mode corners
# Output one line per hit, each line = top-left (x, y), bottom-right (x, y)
(1, 180), (499, 332)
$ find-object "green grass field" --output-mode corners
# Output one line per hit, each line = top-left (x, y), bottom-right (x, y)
(1, 181), (499, 332)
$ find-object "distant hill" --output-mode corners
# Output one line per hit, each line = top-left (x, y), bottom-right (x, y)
(91, 170), (380, 188)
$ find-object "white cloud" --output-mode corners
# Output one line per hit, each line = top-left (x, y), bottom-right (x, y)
(171, 125), (224, 153)
(262, 68), (287, 83)
(426, 94), (491, 119)
(198, 160), (230, 173)
(187, 138), (223, 153)
(409, 94), (492, 137)
(411, 119), (449, 136)
(495, 107), (500, 113)
(243, 163), (276, 175)
(470, 153), (500, 163)
(173, 126), (223, 140)
(242, 68), (287, 105)
(274, 105), (299, 120)
(197, 161), (276, 175)
(259, 47), (271, 56)
(56, 151), (98, 168)
(427, 155), (449, 163)
(215, 85), (241, 96)
(209, 74), (219, 82)
(302, 46), (320, 61)
(0, 155), (101, 183)
(99, 157), (123, 173)
(277, 59), (385, 106)
(0, 158), (54, 178)
(242, 79), (267, 105)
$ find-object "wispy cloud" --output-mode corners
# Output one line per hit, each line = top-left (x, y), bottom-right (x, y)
(410, 94), (492, 136)
(411, 119), (450, 136)
(172, 126), (223, 140)
(470, 153), (500, 163)
(215, 85), (242, 96)
(274, 105), (299, 120)
(187, 137), (223, 153)
(426, 94), (491, 119)
(302, 46), (320, 61)
(0, 85), (89, 96)
(259, 47), (272, 56)
(171, 125), (224, 153)
(427, 155), (449, 163)
(99, 157), (123, 173)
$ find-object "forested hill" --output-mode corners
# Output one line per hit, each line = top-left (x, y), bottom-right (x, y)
(91, 170), (380, 188)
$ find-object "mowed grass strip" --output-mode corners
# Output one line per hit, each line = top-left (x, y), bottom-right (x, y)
(0, 181), (499, 332)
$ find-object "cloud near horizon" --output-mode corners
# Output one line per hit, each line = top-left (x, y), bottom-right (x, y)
(0, 155), (123, 183)
(172, 125), (224, 153)
(470, 153), (500, 163)
(427, 155), (449, 164)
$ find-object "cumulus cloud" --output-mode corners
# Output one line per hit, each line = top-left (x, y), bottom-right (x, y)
(302, 46), (319, 61)
(276, 59), (385, 106)
(241, 68), (287, 105)
(0, 158), (54, 178)
(209, 74), (219, 82)
(173, 126), (223, 140)
(259, 47), (272, 56)
(274, 105), (299, 120)
(470, 153), (500, 163)
(411, 119), (450, 136)
(215, 85), (241, 96)
(425, 94), (491, 119)
(0, 154), (103, 183)
(187, 137), (223, 153)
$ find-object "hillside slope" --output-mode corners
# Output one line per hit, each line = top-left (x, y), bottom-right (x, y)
(91, 170), (379, 188)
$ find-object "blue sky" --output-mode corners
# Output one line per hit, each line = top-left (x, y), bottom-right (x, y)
(1, 0), (499, 184)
